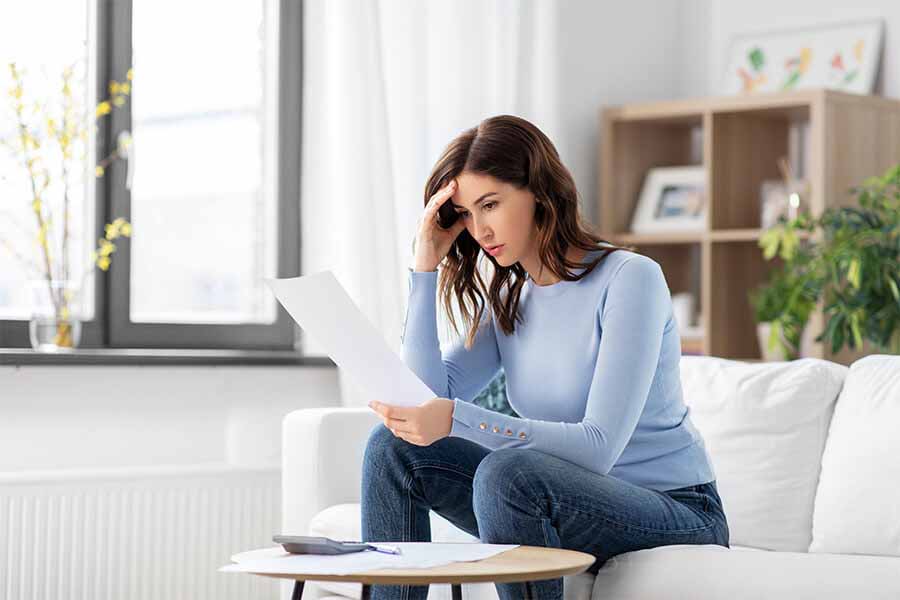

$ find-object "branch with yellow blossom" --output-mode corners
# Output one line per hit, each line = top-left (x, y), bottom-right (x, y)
(2, 62), (134, 347)
(8, 63), (58, 314)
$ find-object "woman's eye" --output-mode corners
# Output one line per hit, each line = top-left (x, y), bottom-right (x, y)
(457, 203), (494, 219)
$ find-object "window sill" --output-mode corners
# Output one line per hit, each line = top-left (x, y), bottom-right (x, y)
(0, 348), (336, 367)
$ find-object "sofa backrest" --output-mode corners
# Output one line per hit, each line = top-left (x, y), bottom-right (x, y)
(679, 356), (847, 552)
(809, 354), (900, 557)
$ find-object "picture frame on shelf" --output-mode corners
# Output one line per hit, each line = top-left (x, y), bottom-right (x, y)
(630, 166), (706, 234)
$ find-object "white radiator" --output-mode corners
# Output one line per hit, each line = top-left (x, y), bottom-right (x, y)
(0, 464), (281, 600)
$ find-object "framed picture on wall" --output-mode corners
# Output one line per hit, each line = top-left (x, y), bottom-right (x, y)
(630, 166), (706, 234)
(721, 18), (884, 95)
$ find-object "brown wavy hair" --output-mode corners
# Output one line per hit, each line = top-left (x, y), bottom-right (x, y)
(423, 114), (631, 349)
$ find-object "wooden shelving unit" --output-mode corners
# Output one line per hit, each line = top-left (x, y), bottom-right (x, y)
(598, 88), (900, 364)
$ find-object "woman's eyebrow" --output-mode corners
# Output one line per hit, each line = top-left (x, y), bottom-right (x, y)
(452, 192), (498, 209)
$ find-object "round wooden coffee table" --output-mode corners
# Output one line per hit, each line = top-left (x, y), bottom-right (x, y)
(250, 544), (595, 600)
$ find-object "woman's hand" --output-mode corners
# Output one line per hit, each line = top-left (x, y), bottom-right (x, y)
(368, 397), (454, 446)
(414, 178), (467, 272)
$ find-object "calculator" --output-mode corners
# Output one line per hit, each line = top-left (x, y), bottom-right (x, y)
(273, 535), (372, 555)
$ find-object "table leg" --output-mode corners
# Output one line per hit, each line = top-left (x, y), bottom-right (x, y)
(292, 581), (368, 599)
(291, 581), (304, 599)
(291, 581), (467, 599)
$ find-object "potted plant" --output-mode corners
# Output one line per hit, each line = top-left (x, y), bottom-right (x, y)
(751, 163), (900, 359)
(1, 62), (134, 351)
(748, 261), (818, 361)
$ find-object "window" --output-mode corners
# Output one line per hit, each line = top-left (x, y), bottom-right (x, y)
(0, 1), (96, 332)
(0, 0), (302, 352)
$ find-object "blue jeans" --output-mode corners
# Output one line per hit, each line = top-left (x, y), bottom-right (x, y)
(361, 423), (729, 600)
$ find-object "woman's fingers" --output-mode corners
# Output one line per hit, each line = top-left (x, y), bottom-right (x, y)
(371, 401), (408, 421)
(425, 179), (456, 218)
(383, 416), (408, 429)
(377, 411), (416, 436)
(392, 429), (425, 446)
(389, 423), (415, 435)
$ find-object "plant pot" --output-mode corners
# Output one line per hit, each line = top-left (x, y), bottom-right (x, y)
(756, 322), (798, 361)
(27, 280), (84, 352)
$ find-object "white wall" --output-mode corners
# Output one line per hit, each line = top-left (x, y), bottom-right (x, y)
(553, 0), (690, 224)
(1, 365), (340, 473)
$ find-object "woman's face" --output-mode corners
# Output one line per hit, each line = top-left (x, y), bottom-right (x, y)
(449, 171), (538, 267)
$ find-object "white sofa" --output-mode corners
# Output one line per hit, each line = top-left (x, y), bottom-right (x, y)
(282, 355), (900, 600)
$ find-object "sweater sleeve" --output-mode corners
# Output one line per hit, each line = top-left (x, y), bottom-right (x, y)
(446, 257), (671, 472)
(400, 269), (502, 406)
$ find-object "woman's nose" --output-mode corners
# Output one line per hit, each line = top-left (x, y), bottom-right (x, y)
(470, 217), (491, 240)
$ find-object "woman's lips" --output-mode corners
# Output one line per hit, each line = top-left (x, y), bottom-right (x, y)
(486, 244), (505, 256)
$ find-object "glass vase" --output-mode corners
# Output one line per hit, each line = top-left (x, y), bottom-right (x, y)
(28, 280), (84, 352)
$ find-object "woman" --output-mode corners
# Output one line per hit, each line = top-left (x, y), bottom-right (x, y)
(362, 115), (729, 600)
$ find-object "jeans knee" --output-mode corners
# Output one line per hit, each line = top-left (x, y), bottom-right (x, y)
(364, 422), (417, 474)
(365, 421), (396, 455)
(472, 449), (527, 512)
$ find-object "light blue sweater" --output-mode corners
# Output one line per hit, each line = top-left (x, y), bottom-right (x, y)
(400, 247), (716, 492)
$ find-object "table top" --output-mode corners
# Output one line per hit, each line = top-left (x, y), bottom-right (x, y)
(250, 544), (596, 585)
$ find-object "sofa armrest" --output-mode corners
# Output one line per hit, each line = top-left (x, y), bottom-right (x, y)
(281, 407), (381, 537)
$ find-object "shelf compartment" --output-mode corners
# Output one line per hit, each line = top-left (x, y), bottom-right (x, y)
(707, 241), (784, 360)
(600, 114), (704, 237)
(710, 109), (810, 230)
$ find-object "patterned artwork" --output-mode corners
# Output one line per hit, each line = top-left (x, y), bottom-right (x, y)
(722, 19), (882, 95)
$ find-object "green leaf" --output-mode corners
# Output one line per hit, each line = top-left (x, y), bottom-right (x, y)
(749, 48), (765, 71)
(889, 278), (900, 304)
(782, 71), (801, 90)
(850, 313), (863, 349)
(847, 258), (861, 289)
(780, 230), (799, 261)
(832, 324), (845, 354)
(760, 228), (780, 261)
(768, 322), (780, 353)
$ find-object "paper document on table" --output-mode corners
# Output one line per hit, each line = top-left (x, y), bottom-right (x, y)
(219, 542), (519, 575)
(265, 271), (435, 407)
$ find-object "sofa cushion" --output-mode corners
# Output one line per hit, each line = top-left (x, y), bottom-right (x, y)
(591, 543), (900, 599)
(306, 503), (900, 600)
(307, 503), (594, 600)
(810, 354), (900, 556)
(679, 356), (847, 551)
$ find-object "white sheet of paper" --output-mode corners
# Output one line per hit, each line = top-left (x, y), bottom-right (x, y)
(265, 271), (436, 407)
(219, 542), (519, 575)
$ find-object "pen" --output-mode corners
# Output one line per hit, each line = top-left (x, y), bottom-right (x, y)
(367, 543), (402, 555)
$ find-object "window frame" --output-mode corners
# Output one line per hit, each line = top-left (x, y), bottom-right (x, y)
(0, 0), (304, 354)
